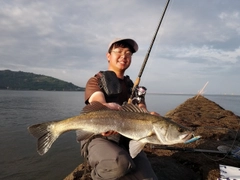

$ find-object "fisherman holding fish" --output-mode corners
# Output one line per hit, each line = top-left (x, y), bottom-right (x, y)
(83, 38), (158, 180)
(28, 38), (194, 180)
(27, 2), (199, 178)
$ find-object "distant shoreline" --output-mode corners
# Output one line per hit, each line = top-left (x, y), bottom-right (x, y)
(0, 89), (85, 92)
(1, 89), (238, 96)
(0, 70), (85, 91)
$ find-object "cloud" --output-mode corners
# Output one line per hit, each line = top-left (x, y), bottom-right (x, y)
(0, 0), (240, 95)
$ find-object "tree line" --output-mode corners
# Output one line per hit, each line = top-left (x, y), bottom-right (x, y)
(0, 70), (84, 91)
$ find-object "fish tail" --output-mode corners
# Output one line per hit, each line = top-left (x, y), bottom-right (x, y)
(28, 122), (59, 155)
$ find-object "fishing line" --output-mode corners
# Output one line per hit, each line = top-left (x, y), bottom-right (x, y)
(196, 117), (240, 162)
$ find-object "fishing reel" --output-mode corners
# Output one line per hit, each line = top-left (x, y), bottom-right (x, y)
(132, 86), (147, 104)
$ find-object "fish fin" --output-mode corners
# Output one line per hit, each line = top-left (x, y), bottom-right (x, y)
(120, 103), (149, 113)
(129, 140), (146, 158)
(76, 130), (94, 142)
(81, 101), (110, 114)
(81, 101), (149, 114)
(28, 122), (59, 156)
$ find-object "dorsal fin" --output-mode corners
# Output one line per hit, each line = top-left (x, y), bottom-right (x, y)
(81, 101), (149, 114)
(119, 103), (149, 113)
(81, 101), (110, 113)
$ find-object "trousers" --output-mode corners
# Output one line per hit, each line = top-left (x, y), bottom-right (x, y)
(83, 137), (158, 180)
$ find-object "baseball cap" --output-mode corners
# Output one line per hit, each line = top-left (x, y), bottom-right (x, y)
(108, 38), (138, 53)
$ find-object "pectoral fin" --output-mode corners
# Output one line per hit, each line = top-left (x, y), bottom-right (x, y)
(129, 140), (146, 158)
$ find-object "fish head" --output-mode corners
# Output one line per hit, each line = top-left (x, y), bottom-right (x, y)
(154, 119), (193, 145)
(165, 123), (193, 144)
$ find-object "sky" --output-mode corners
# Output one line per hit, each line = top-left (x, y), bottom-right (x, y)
(0, 0), (240, 95)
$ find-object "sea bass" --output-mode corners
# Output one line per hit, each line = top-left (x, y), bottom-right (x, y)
(28, 101), (193, 158)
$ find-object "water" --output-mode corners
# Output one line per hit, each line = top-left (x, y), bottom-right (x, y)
(0, 90), (239, 180)
(0, 91), (85, 180)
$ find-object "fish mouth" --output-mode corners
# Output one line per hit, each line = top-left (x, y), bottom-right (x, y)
(182, 132), (194, 141)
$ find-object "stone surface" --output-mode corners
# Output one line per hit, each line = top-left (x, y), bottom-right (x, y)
(64, 95), (240, 180)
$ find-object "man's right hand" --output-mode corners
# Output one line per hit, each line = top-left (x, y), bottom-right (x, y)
(104, 102), (121, 110)
(102, 130), (118, 136)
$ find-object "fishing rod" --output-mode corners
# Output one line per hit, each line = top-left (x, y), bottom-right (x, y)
(151, 145), (231, 155)
(151, 145), (240, 159)
(128, 0), (171, 104)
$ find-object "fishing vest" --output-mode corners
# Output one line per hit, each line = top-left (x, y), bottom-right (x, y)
(95, 71), (133, 102)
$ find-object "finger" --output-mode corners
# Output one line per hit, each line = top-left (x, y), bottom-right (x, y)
(150, 111), (160, 116)
(102, 131), (112, 136)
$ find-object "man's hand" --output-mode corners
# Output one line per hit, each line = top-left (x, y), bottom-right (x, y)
(138, 102), (161, 116)
(150, 111), (161, 116)
(101, 130), (118, 136)
(104, 102), (121, 110)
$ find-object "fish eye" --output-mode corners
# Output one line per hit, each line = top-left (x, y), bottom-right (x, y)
(178, 127), (184, 133)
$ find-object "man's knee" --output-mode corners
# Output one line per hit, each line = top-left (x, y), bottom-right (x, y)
(91, 153), (135, 180)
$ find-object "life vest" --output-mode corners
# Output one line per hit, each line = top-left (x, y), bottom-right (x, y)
(95, 70), (133, 97)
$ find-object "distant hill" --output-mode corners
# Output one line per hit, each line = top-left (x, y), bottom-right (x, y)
(0, 70), (85, 91)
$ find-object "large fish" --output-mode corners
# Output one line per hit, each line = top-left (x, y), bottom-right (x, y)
(28, 101), (193, 158)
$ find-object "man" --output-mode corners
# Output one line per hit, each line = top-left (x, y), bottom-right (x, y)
(82, 38), (158, 180)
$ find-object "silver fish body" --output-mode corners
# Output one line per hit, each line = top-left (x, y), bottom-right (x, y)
(28, 102), (193, 158)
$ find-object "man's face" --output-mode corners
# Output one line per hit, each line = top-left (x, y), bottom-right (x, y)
(107, 47), (132, 72)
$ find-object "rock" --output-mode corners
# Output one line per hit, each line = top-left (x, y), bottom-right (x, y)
(64, 163), (92, 180)
(64, 95), (240, 180)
